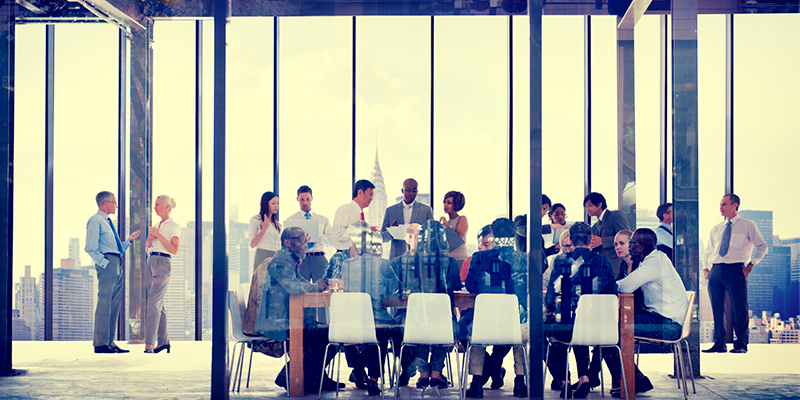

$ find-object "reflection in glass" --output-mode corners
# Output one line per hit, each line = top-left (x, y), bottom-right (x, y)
(590, 16), (619, 215)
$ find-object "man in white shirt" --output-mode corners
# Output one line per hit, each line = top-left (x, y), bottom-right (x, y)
(286, 185), (332, 281)
(701, 194), (768, 354)
(655, 203), (674, 263)
(332, 179), (377, 253)
(380, 178), (433, 260)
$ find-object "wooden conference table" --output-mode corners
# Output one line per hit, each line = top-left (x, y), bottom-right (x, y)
(286, 292), (637, 399)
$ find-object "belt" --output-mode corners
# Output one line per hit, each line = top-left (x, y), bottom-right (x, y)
(151, 252), (172, 259)
(307, 251), (325, 257)
(103, 253), (121, 258)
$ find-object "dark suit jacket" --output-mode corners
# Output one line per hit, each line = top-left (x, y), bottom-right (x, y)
(380, 201), (434, 260)
(591, 209), (630, 276)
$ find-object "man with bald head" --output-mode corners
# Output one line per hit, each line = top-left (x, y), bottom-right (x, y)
(381, 178), (434, 260)
(603, 228), (688, 397)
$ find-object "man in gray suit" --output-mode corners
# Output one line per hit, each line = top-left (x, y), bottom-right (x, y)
(381, 178), (434, 260)
(584, 192), (630, 276)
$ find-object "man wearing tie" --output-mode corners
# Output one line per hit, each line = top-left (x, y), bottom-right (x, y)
(287, 185), (332, 281)
(584, 192), (631, 276)
(702, 194), (768, 354)
(380, 178), (433, 260)
(332, 179), (377, 254)
(85, 191), (141, 354)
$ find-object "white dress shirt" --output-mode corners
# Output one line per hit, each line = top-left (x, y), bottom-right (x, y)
(617, 249), (689, 325)
(147, 218), (181, 254)
(403, 201), (414, 224)
(248, 214), (281, 251)
(656, 222), (673, 249)
(332, 200), (363, 250)
(702, 215), (768, 270)
(286, 209), (331, 253)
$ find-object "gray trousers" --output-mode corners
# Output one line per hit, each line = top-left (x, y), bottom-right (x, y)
(94, 254), (124, 347)
(145, 254), (172, 346)
(298, 254), (327, 282)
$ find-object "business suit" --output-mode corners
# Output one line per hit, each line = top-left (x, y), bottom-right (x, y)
(380, 201), (434, 260)
(591, 209), (630, 276)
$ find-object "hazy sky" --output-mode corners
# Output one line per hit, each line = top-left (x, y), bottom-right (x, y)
(12, 14), (800, 284)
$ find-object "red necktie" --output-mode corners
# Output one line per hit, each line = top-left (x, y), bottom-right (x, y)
(361, 211), (365, 221)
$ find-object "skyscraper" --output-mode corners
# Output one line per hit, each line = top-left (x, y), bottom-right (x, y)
(368, 148), (387, 229)
(163, 225), (193, 341)
(778, 237), (800, 318)
(52, 260), (94, 340)
(68, 238), (81, 268)
(739, 210), (789, 318)
(14, 265), (39, 340)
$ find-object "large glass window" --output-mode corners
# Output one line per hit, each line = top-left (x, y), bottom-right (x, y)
(590, 16), (619, 217)
(53, 24), (119, 340)
(355, 16), (431, 246)
(13, 24), (45, 341)
(279, 17), (352, 251)
(733, 14), (800, 319)
(433, 16), (508, 256)
(153, 20), (199, 342)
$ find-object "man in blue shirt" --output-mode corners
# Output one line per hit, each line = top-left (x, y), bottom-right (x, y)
(85, 191), (140, 354)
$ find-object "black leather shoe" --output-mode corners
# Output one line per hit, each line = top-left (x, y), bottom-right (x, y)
(109, 344), (129, 353)
(349, 368), (368, 389)
(572, 382), (590, 399)
(154, 344), (171, 353)
(321, 376), (345, 391)
(94, 345), (116, 354)
(465, 380), (484, 398)
(513, 376), (527, 398)
(550, 379), (565, 391)
(490, 367), (506, 389)
(559, 382), (573, 399)
(275, 369), (287, 389)
(366, 379), (381, 396)
(398, 371), (410, 387)
(415, 377), (430, 388)
(730, 347), (748, 354)
(702, 345), (727, 353)
(430, 377), (448, 390)
(610, 387), (622, 398)
(587, 372), (601, 389)
(636, 376), (654, 394)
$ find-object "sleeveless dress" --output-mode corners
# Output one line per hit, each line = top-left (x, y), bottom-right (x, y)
(448, 215), (468, 265)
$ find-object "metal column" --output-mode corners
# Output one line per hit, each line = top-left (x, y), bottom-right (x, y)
(117, 27), (128, 342)
(44, 24), (54, 341)
(617, 18), (636, 228)
(195, 19), (204, 341)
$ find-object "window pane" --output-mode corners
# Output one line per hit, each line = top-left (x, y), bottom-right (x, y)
(54, 24), (119, 340)
(13, 24), (45, 341)
(733, 14), (800, 320)
(355, 16), (431, 249)
(590, 16), (619, 216)
(433, 16), (508, 257)
(279, 17), (352, 253)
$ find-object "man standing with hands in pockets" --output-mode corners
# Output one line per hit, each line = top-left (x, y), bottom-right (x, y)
(702, 194), (768, 354)
(85, 191), (141, 354)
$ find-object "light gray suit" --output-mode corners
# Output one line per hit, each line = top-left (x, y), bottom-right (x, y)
(380, 201), (434, 260)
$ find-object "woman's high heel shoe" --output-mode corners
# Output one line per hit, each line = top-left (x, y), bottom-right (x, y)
(154, 344), (171, 354)
(572, 382), (590, 399)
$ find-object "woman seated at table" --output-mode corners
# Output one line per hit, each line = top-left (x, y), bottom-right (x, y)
(543, 230), (573, 293)
(544, 222), (617, 399)
(602, 228), (688, 398)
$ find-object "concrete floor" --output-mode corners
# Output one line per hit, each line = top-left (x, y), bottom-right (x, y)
(2, 342), (798, 399)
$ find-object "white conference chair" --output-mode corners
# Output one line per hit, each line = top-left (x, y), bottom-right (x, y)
(462, 294), (528, 400)
(319, 292), (385, 400)
(227, 290), (288, 394)
(635, 291), (697, 399)
(394, 293), (459, 400)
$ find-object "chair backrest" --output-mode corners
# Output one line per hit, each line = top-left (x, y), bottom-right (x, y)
(328, 292), (378, 344)
(403, 293), (454, 345)
(470, 293), (522, 346)
(228, 290), (247, 341)
(571, 294), (619, 346)
(680, 291), (696, 341)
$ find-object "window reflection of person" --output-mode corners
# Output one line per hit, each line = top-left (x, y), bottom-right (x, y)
(439, 191), (468, 268)
(460, 224), (494, 284)
(249, 191), (281, 273)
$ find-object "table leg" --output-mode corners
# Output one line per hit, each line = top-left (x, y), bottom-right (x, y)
(289, 295), (305, 397)
(619, 295), (636, 399)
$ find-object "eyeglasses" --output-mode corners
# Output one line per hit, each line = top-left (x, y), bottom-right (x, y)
(562, 244), (573, 249)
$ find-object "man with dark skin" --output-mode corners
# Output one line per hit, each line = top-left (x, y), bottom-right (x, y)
(380, 178), (434, 260)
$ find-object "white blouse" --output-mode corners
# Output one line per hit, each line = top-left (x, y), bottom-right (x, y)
(147, 218), (181, 254)
(249, 214), (281, 251)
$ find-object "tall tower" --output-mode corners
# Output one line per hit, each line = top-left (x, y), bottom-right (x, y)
(68, 237), (81, 267)
(368, 148), (388, 228)
(53, 260), (94, 340)
(14, 265), (39, 340)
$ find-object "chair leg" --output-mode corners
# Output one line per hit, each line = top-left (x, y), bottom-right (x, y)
(521, 346), (530, 397)
(462, 344), (473, 400)
(614, 345), (629, 400)
(445, 350), (453, 388)
(394, 344), (407, 400)
(318, 343), (334, 400)
(454, 344), (462, 390)
(598, 346), (604, 398)
(377, 343), (386, 400)
(283, 341), (290, 397)
(683, 340), (696, 394)
(565, 345), (571, 394)
(336, 346), (343, 398)
(543, 340), (550, 388)
(228, 342), (238, 392)
(386, 339), (394, 389)
(676, 344), (688, 400)
(635, 340), (640, 366)
(237, 343), (246, 392)
(246, 344), (254, 388)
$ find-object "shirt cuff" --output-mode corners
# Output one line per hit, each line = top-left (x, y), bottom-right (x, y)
(99, 257), (109, 268)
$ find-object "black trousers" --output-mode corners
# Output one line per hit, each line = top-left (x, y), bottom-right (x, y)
(344, 326), (403, 379)
(544, 323), (590, 381)
(707, 262), (749, 349)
